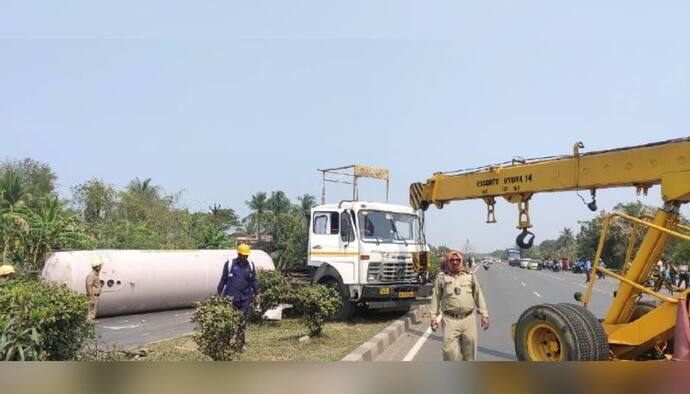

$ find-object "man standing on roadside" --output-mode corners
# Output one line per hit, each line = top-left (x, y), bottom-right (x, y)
(217, 244), (261, 352)
(678, 262), (689, 289)
(85, 258), (103, 321)
(584, 259), (592, 283)
(430, 251), (489, 361)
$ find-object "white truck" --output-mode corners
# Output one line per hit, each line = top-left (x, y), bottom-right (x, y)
(307, 165), (430, 319)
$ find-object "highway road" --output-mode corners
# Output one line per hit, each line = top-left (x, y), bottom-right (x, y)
(97, 309), (196, 349)
(96, 263), (653, 358)
(376, 263), (626, 361)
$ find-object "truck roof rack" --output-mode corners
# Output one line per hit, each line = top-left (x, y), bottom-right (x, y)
(317, 164), (390, 204)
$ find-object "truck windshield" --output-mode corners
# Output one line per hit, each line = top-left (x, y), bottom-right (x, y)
(357, 210), (421, 244)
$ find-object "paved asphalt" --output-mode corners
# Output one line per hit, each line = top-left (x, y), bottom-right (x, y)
(95, 264), (644, 357)
(97, 309), (196, 349)
(376, 263), (624, 361)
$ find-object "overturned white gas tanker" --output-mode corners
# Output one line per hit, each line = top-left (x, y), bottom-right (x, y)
(41, 250), (275, 317)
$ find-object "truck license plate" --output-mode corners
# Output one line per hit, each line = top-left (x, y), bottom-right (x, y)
(398, 291), (415, 298)
(379, 287), (390, 295)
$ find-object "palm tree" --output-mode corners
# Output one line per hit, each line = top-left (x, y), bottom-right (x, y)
(297, 194), (316, 219)
(0, 171), (30, 265)
(267, 191), (291, 215)
(127, 177), (161, 199)
(556, 227), (576, 262)
(245, 192), (269, 239)
(0, 171), (29, 210)
(559, 227), (575, 247)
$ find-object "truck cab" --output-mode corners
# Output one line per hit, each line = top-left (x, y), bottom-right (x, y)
(308, 201), (429, 319)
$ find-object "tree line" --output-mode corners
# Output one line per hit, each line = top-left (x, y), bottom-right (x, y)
(487, 201), (690, 269)
(0, 158), (316, 275)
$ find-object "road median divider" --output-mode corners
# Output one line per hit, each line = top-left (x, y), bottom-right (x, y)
(342, 304), (428, 362)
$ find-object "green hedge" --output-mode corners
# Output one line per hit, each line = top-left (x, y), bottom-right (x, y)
(250, 270), (295, 322)
(0, 279), (94, 360)
(191, 295), (243, 361)
(294, 284), (342, 337)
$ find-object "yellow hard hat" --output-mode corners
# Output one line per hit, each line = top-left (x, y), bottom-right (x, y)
(0, 265), (15, 276)
(91, 258), (103, 268)
(237, 244), (251, 256)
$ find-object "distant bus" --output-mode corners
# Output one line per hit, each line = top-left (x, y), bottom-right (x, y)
(507, 248), (521, 267)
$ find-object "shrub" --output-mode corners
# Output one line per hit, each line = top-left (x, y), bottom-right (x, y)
(250, 270), (295, 322)
(294, 284), (342, 337)
(1, 318), (42, 361)
(191, 295), (243, 361)
(0, 279), (93, 360)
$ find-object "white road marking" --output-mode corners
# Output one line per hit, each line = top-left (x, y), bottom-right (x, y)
(521, 282), (526, 287)
(102, 324), (141, 330)
(575, 283), (609, 294)
(403, 326), (433, 361)
(513, 276), (517, 280)
(543, 273), (565, 281)
(533, 291), (542, 298)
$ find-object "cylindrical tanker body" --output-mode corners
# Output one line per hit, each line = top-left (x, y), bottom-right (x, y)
(41, 250), (274, 317)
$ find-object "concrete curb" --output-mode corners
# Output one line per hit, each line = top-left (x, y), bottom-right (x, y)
(341, 307), (424, 362)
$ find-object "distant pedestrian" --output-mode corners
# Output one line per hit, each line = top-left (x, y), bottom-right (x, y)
(85, 258), (103, 321)
(670, 264), (678, 287)
(596, 260), (606, 279)
(678, 262), (689, 289)
(430, 251), (489, 361)
(217, 244), (261, 352)
(584, 260), (592, 283)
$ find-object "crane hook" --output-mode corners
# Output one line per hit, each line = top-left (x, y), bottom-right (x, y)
(587, 199), (598, 212)
(516, 228), (535, 249)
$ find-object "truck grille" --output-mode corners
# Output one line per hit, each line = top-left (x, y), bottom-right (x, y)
(367, 254), (417, 283)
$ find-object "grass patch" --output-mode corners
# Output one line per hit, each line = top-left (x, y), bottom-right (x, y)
(139, 311), (402, 361)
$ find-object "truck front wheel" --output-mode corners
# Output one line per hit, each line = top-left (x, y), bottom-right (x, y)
(320, 278), (356, 321)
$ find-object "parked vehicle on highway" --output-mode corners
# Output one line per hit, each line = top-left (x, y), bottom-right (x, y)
(528, 259), (541, 270)
(572, 261), (585, 274)
(519, 258), (530, 269)
(552, 260), (561, 272)
(508, 248), (521, 267)
(308, 165), (431, 320)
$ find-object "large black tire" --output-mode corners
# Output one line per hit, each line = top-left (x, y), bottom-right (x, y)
(320, 278), (356, 321)
(558, 303), (610, 361)
(514, 303), (595, 361)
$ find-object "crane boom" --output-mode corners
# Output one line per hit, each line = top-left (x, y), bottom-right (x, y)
(411, 137), (690, 210)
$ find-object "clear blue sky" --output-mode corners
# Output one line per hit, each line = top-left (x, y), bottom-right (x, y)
(1, 2), (689, 252)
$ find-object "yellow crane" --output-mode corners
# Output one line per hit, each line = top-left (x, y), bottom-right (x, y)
(410, 137), (690, 360)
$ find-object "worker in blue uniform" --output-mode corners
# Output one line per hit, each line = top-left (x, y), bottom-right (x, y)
(217, 243), (262, 352)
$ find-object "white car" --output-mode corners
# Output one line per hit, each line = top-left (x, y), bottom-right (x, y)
(528, 260), (541, 270)
(520, 259), (530, 269)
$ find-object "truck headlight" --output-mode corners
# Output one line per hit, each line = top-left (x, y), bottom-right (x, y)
(367, 274), (376, 282)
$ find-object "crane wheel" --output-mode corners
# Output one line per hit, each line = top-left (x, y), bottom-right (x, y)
(514, 303), (595, 361)
(558, 303), (610, 360)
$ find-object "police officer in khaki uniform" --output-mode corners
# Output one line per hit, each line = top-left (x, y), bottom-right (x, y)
(85, 258), (103, 320)
(430, 251), (489, 361)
